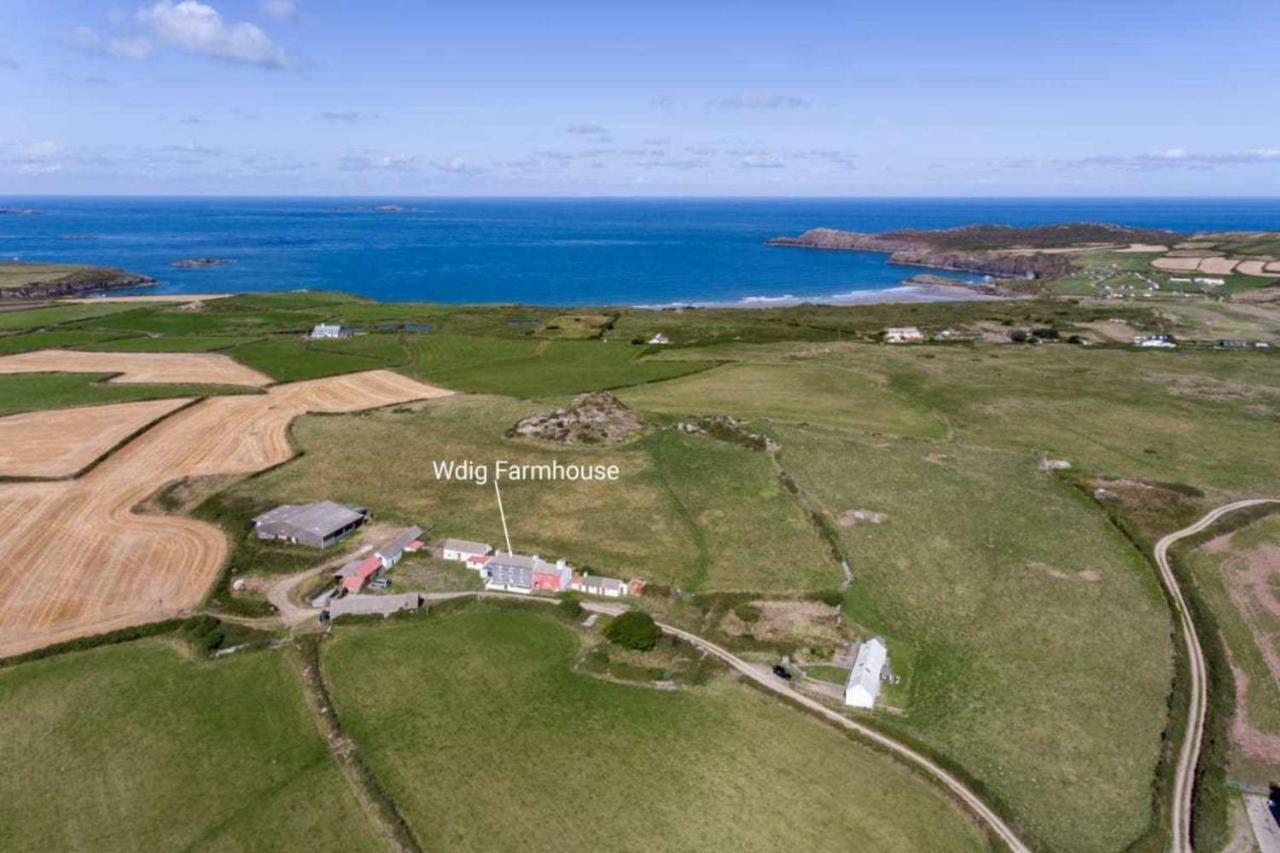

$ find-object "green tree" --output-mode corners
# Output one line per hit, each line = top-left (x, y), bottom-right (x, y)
(558, 593), (584, 619)
(604, 610), (661, 651)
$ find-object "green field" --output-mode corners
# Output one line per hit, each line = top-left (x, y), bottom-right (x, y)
(776, 427), (1172, 852)
(1186, 515), (1280, 785)
(232, 394), (834, 592)
(647, 341), (1280, 494)
(621, 360), (948, 437)
(0, 373), (250, 416)
(321, 606), (989, 853)
(0, 302), (143, 331)
(403, 334), (714, 397)
(0, 641), (381, 852)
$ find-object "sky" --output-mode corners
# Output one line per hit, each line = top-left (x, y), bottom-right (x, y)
(2, 0), (1279, 196)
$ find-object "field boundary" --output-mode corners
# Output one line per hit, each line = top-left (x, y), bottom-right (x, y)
(296, 635), (423, 853)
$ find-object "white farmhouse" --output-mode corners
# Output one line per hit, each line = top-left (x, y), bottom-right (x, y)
(844, 638), (888, 709)
(310, 323), (344, 340)
(648, 333), (670, 345)
(884, 327), (924, 343)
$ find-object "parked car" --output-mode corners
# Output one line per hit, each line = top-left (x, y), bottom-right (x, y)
(369, 578), (391, 590)
(771, 664), (792, 681)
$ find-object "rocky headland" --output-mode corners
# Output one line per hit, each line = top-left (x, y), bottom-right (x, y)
(768, 222), (1182, 281)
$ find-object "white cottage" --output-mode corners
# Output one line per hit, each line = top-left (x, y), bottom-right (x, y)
(844, 638), (888, 709)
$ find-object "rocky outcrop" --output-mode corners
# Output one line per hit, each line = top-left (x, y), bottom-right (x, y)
(768, 222), (1182, 281)
(511, 392), (645, 445)
(0, 263), (155, 299)
(171, 258), (233, 269)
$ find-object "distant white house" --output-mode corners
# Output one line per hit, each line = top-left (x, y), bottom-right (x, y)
(1194, 277), (1225, 286)
(1135, 335), (1176, 349)
(648, 333), (670, 345)
(884, 327), (924, 344)
(844, 638), (888, 709)
(310, 323), (344, 340)
(1169, 277), (1191, 283)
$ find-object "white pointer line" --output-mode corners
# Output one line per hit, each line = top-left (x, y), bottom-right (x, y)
(494, 478), (514, 556)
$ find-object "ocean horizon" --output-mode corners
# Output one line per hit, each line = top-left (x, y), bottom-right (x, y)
(4, 196), (1279, 306)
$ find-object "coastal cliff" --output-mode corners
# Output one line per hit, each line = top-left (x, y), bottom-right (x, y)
(768, 222), (1181, 281)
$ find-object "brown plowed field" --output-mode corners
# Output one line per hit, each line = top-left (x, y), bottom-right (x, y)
(0, 398), (193, 478)
(0, 349), (272, 386)
(0, 370), (450, 657)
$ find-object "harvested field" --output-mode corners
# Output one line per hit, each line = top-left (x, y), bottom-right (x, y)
(1201, 257), (1241, 275)
(1267, 261), (1280, 273)
(1119, 243), (1169, 252)
(0, 369), (449, 657)
(1235, 260), (1280, 277)
(0, 349), (271, 386)
(0, 398), (192, 478)
(1153, 257), (1203, 272)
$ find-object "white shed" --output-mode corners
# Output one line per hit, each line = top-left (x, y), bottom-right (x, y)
(844, 638), (888, 709)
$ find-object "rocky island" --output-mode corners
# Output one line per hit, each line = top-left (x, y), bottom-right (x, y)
(171, 258), (234, 269)
(768, 222), (1182, 281)
(0, 262), (155, 299)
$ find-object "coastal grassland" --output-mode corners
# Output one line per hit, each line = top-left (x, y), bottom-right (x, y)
(1153, 299), (1280, 343)
(0, 301), (142, 331)
(82, 334), (263, 352)
(231, 394), (833, 592)
(606, 298), (1156, 346)
(775, 425), (1173, 852)
(0, 373), (248, 416)
(226, 337), (409, 382)
(321, 606), (989, 853)
(619, 360), (948, 438)
(402, 334), (715, 397)
(0, 329), (137, 353)
(1185, 514), (1280, 785)
(0, 641), (381, 853)
(649, 341), (1280, 494)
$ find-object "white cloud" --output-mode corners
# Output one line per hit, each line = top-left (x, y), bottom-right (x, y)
(1073, 148), (1280, 170)
(337, 153), (418, 172)
(71, 26), (154, 60)
(260, 0), (299, 20)
(567, 123), (609, 135)
(2, 141), (64, 175)
(708, 94), (808, 110)
(137, 2), (288, 68)
(433, 157), (481, 175)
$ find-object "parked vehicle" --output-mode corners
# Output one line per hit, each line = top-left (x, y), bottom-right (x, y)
(369, 578), (391, 590)
(771, 664), (792, 681)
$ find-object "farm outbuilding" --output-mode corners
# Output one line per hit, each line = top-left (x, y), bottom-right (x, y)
(376, 526), (424, 569)
(440, 538), (494, 563)
(326, 592), (423, 618)
(253, 501), (369, 549)
(844, 638), (888, 709)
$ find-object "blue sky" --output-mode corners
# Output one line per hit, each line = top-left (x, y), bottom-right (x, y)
(2, 0), (1278, 196)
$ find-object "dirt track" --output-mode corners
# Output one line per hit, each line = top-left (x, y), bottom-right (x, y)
(0, 349), (272, 386)
(0, 398), (193, 478)
(0, 370), (450, 657)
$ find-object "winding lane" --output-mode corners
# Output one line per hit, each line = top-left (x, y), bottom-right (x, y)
(1153, 499), (1280, 852)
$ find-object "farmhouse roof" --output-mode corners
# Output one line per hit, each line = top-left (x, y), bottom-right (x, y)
(441, 538), (493, 554)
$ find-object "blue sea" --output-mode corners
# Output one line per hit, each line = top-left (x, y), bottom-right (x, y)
(2, 197), (1278, 306)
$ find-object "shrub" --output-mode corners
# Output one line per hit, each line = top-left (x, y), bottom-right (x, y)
(558, 593), (584, 619)
(734, 603), (762, 623)
(604, 610), (661, 651)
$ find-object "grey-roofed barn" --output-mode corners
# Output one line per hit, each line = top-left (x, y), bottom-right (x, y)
(253, 501), (369, 549)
